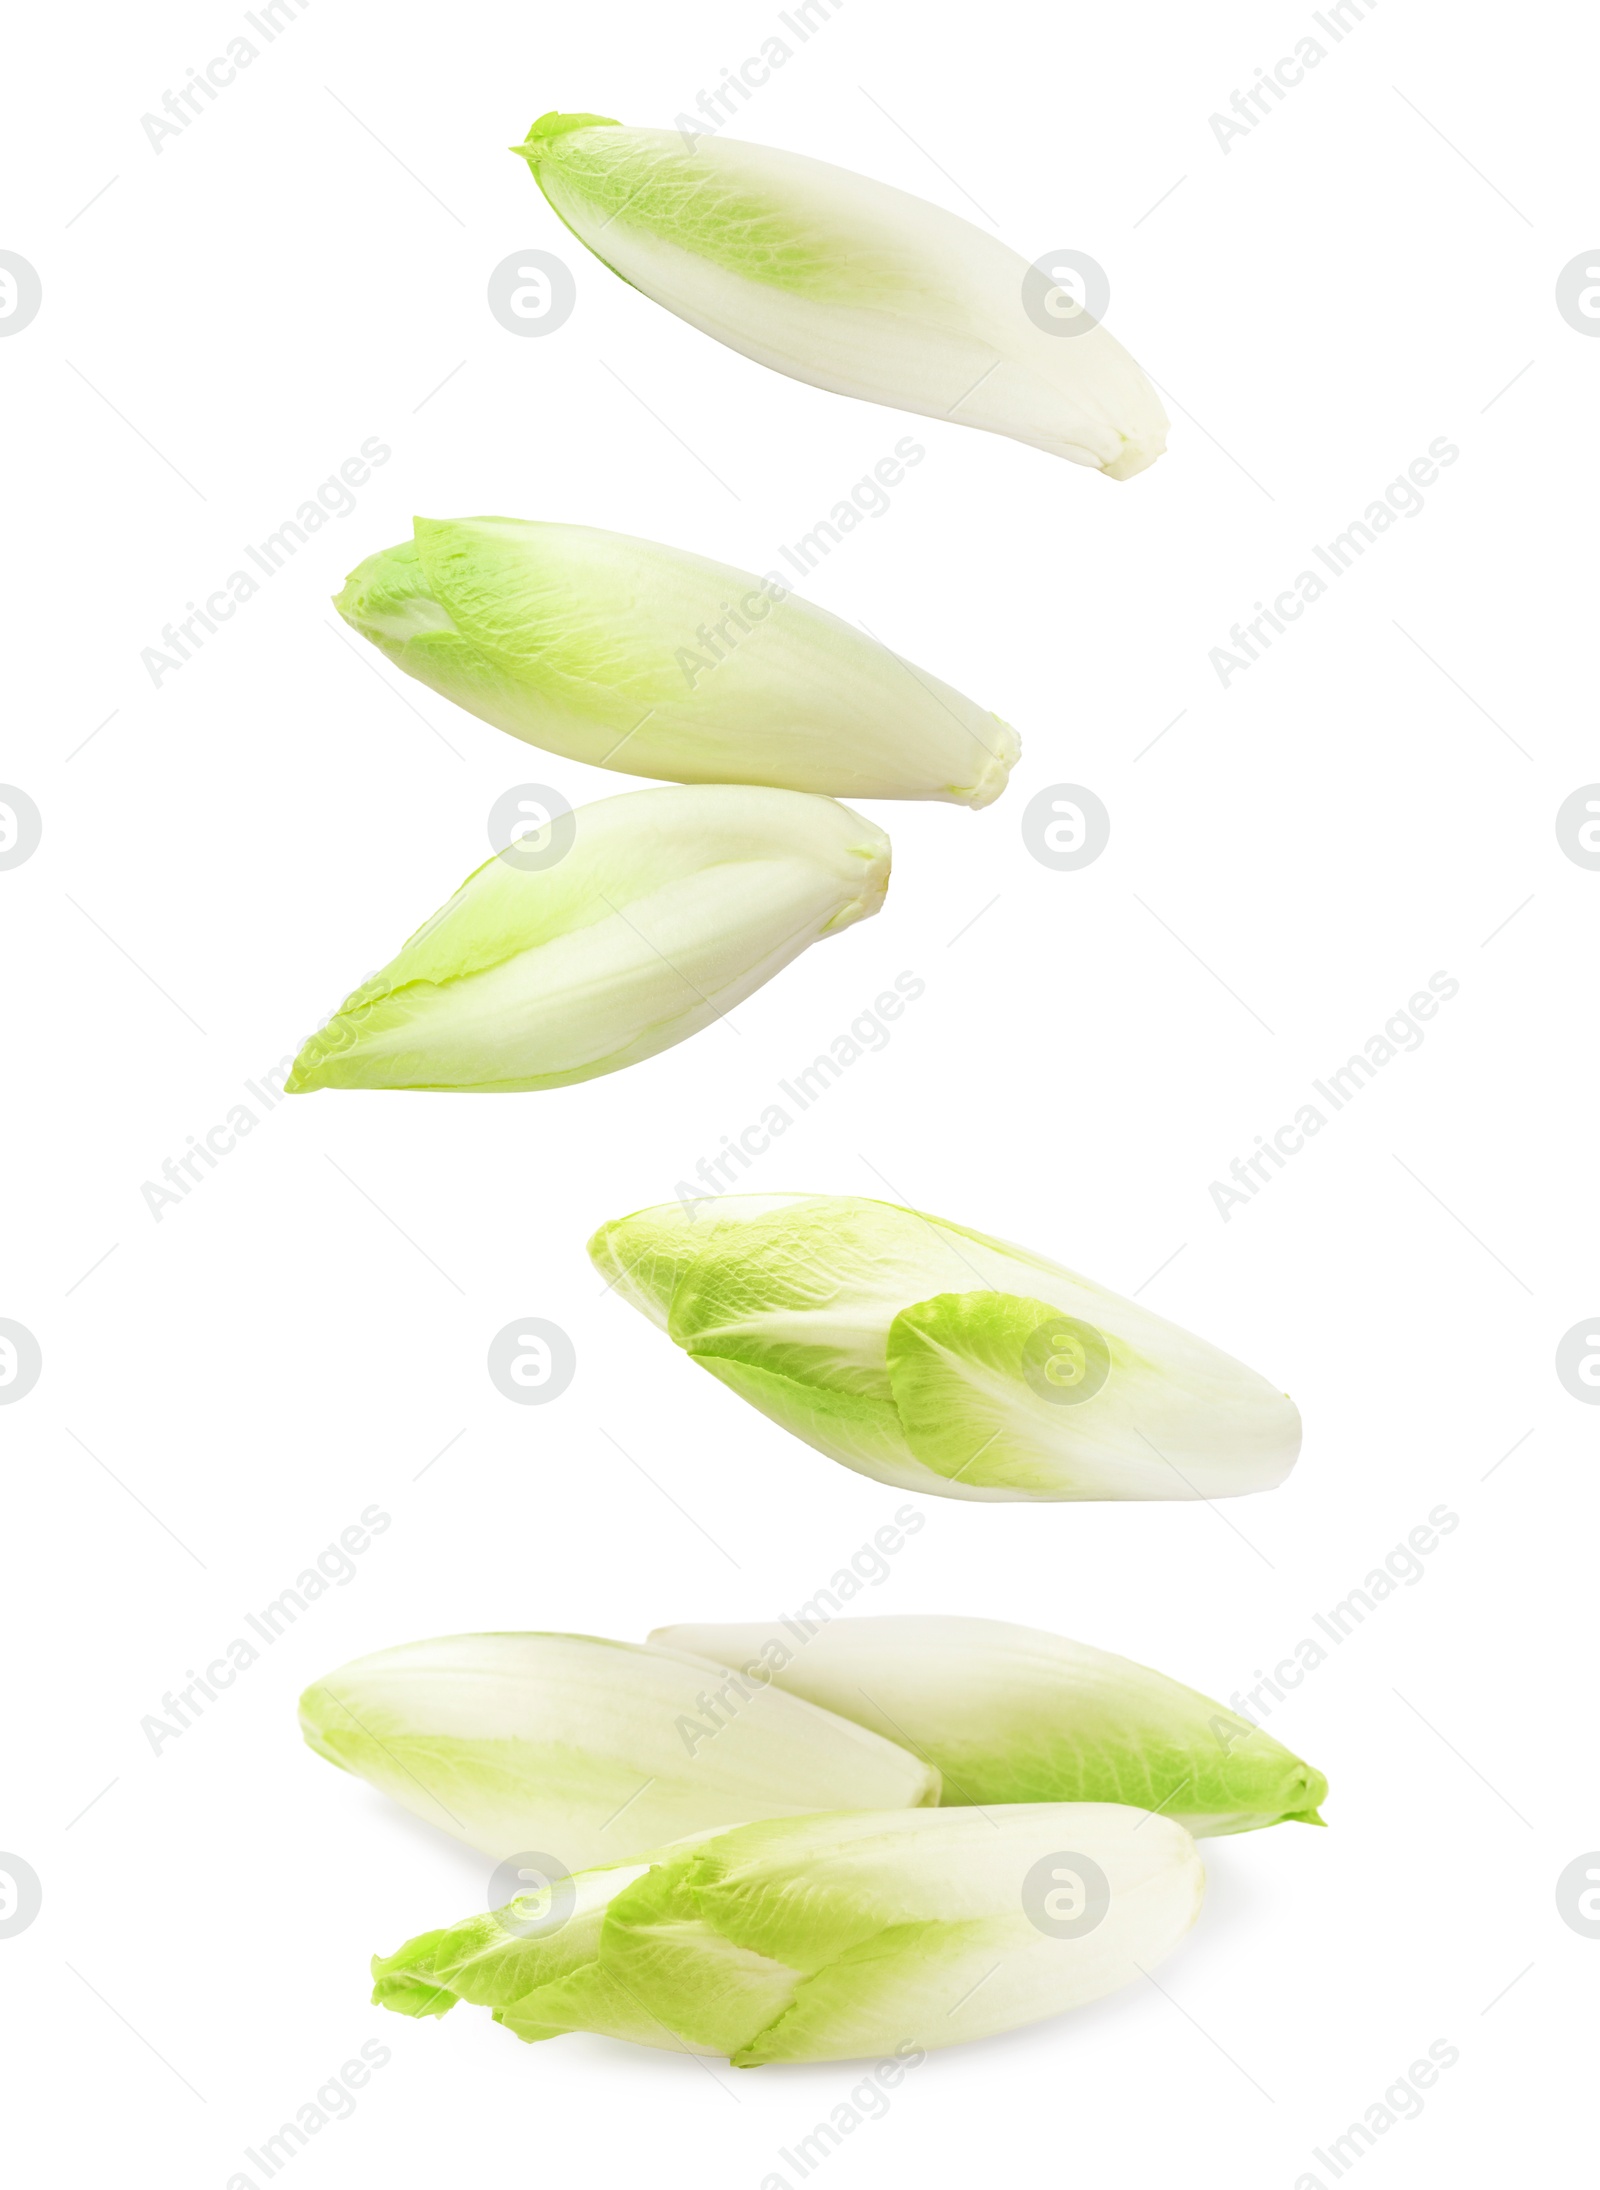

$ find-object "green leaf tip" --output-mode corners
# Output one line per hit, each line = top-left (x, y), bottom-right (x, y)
(512, 110), (620, 160)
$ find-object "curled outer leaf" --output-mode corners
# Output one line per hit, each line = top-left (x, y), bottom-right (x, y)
(373, 1802), (1205, 2063)
(589, 1193), (1301, 1501)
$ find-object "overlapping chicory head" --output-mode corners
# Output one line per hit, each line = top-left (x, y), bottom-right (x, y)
(372, 1802), (1204, 2063)
(286, 785), (888, 1093)
(588, 1194), (1302, 1501)
(653, 1615), (1327, 1835)
(512, 113), (1167, 479)
(335, 518), (1018, 806)
(299, 1632), (938, 1869)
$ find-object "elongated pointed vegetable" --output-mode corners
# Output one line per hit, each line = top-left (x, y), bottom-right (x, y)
(336, 518), (1018, 805)
(286, 785), (888, 1093)
(512, 112), (1168, 478)
(299, 1632), (938, 1868)
(372, 1802), (1203, 2062)
(589, 1194), (1300, 1500)
(653, 1615), (1327, 1834)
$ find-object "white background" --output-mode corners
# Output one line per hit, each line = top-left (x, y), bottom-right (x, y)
(3, 1), (1595, 2182)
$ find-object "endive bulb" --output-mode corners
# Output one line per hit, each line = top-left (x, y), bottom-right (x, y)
(336, 518), (1018, 806)
(512, 111), (1168, 478)
(372, 1803), (1204, 2063)
(589, 1193), (1301, 1500)
(653, 1615), (1327, 1835)
(286, 785), (888, 1093)
(299, 1632), (938, 1868)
